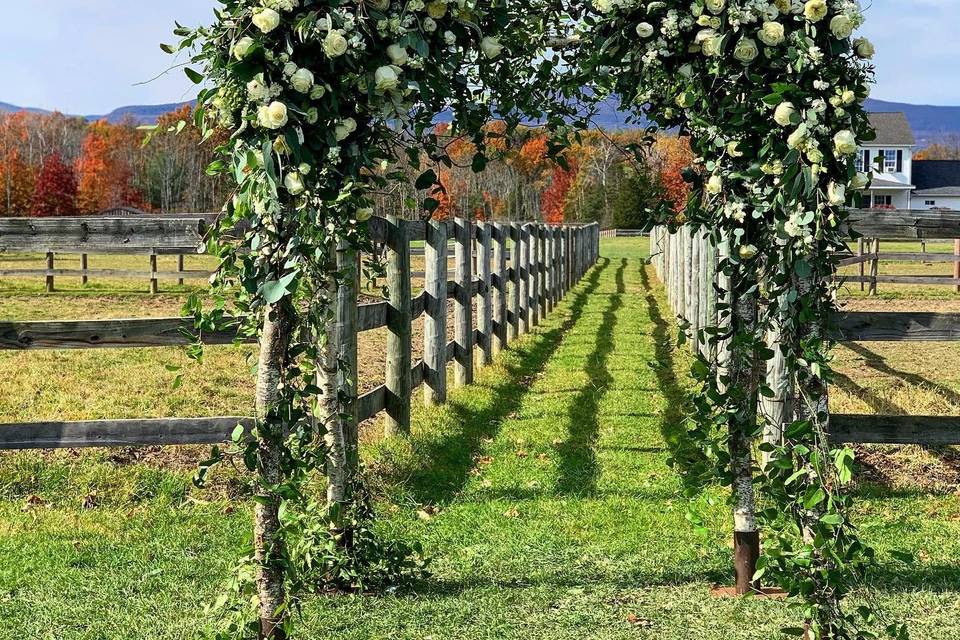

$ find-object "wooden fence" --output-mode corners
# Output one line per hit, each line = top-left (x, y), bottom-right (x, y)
(599, 228), (646, 238)
(651, 208), (960, 447)
(0, 215), (600, 449)
(840, 237), (960, 295)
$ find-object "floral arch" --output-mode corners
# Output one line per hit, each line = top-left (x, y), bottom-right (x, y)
(172, 0), (885, 638)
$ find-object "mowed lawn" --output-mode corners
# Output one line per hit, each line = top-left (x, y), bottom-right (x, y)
(2, 238), (960, 638)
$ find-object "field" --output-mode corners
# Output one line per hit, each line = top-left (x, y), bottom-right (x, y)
(2, 237), (960, 638)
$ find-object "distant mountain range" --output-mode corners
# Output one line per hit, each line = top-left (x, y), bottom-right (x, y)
(2, 96), (959, 145)
(0, 101), (193, 125)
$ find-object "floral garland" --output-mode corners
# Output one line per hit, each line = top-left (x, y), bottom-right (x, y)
(578, 0), (904, 637)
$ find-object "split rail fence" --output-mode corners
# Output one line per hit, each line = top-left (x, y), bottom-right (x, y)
(0, 215), (599, 449)
(841, 237), (960, 295)
(652, 208), (960, 447)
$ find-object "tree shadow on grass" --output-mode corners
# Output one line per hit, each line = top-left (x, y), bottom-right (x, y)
(845, 341), (960, 407)
(637, 265), (710, 492)
(555, 258), (626, 496)
(391, 259), (610, 505)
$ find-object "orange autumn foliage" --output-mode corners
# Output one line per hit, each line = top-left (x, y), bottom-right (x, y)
(76, 120), (146, 213)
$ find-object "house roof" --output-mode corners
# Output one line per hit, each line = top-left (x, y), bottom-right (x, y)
(865, 112), (915, 147)
(914, 187), (960, 197)
(869, 174), (913, 189)
(913, 160), (960, 191)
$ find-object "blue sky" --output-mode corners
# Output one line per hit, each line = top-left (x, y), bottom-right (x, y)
(0, 1), (957, 114)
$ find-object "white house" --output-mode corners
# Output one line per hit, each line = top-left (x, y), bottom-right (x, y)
(857, 112), (960, 210)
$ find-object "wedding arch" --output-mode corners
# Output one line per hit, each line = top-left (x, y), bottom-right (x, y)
(171, 0), (886, 638)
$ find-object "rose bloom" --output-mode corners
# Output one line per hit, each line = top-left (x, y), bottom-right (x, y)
(247, 77), (270, 101)
(757, 21), (784, 46)
(444, 30), (456, 45)
(284, 172), (305, 195)
(323, 30), (349, 57)
(290, 68), (314, 93)
(803, 0), (827, 22)
(233, 36), (256, 60)
(833, 130), (857, 155)
(636, 22), (654, 38)
(829, 14), (853, 39)
(773, 101), (795, 127)
(733, 38), (758, 63)
(706, 174), (723, 194)
(738, 244), (758, 260)
(853, 37), (874, 58)
(705, 0), (725, 15)
(257, 101), (289, 129)
(375, 65), (400, 92)
(827, 181), (846, 206)
(335, 117), (357, 141)
(480, 36), (503, 59)
(356, 207), (375, 221)
(387, 43), (409, 65)
(252, 8), (281, 33)
(851, 172), (870, 190)
(427, 1), (447, 18)
(726, 140), (743, 157)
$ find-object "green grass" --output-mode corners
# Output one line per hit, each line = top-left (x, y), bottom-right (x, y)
(3, 237), (960, 638)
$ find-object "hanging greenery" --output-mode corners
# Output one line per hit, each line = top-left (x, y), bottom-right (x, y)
(577, 0), (901, 637)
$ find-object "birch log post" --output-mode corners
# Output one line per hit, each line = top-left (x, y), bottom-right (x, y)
(253, 301), (294, 640)
(492, 222), (507, 355)
(454, 217), (474, 386)
(424, 219), (448, 405)
(508, 223), (520, 341)
(689, 228), (701, 353)
(385, 215), (412, 436)
(477, 221), (493, 366)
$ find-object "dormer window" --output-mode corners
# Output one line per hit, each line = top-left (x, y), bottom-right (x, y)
(855, 149), (869, 172)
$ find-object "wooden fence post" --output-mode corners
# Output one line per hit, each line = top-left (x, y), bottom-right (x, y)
(539, 225), (548, 317)
(454, 217), (474, 386)
(177, 254), (185, 286)
(563, 226), (571, 293)
(509, 223), (521, 341)
(857, 238), (865, 292)
(81, 253), (88, 285)
(46, 252), (54, 292)
(424, 219), (448, 405)
(385, 215), (412, 436)
(477, 221), (493, 366)
(529, 224), (540, 327)
(149, 254), (159, 294)
(545, 226), (554, 314)
(689, 228), (700, 353)
(518, 224), (530, 335)
(492, 222), (507, 355)
(869, 238), (879, 296)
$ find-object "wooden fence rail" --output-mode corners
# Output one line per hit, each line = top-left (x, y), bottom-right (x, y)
(651, 214), (960, 447)
(0, 216), (600, 449)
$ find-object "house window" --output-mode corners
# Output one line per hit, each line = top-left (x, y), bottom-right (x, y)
(883, 149), (898, 172)
(925, 200), (936, 206)
(873, 195), (893, 207)
(855, 153), (864, 172)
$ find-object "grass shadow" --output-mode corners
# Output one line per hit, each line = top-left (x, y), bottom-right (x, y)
(555, 258), (626, 495)
(388, 259), (611, 505)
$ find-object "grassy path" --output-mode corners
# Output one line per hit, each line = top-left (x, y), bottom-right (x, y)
(4, 239), (960, 638)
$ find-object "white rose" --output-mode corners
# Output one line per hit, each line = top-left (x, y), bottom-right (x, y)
(697, 29), (722, 56)
(758, 21), (784, 46)
(247, 78), (270, 102)
(739, 244), (758, 260)
(480, 36), (503, 59)
(806, 147), (823, 163)
(323, 30), (349, 58)
(387, 44), (409, 66)
(257, 101), (288, 129)
(773, 101), (795, 127)
(298, 163), (311, 175)
(310, 85), (326, 100)
(706, 174), (723, 194)
(283, 61), (297, 77)
(233, 36), (256, 60)
(827, 181), (846, 206)
(636, 22), (655, 38)
(829, 14), (853, 39)
(833, 129), (857, 156)
(850, 172), (870, 190)
(444, 30), (456, 45)
(290, 68), (314, 93)
(427, 1), (447, 18)
(803, 0), (827, 22)
(423, 17), (437, 32)
(733, 38), (758, 63)
(284, 172), (305, 195)
(787, 125), (807, 149)
(841, 89), (856, 105)
(853, 37), (874, 58)
(705, 0), (725, 15)
(726, 140), (743, 157)
(335, 117), (357, 141)
(356, 207), (375, 221)
(252, 8), (281, 33)
(375, 65), (400, 92)
(305, 107), (318, 124)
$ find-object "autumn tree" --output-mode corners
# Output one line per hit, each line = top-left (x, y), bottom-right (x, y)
(31, 153), (78, 216)
(76, 120), (146, 213)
